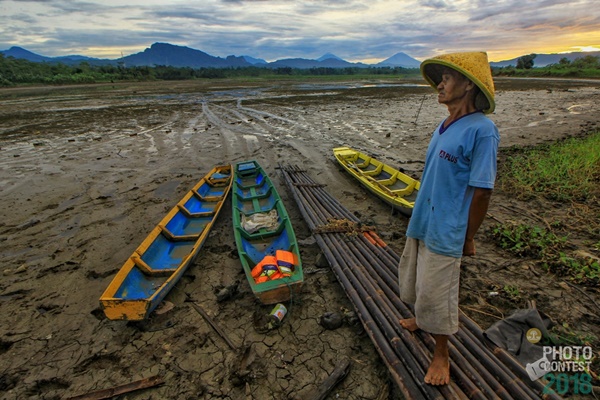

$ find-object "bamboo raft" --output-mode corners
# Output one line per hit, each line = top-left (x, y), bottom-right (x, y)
(279, 164), (560, 400)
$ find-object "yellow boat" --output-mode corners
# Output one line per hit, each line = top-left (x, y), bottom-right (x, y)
(333, 147), (420, 216)
(100, 165), (232, 320)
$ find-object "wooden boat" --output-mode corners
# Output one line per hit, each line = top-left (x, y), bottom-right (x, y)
(232, 160), (303, 304)
(100, 165), (233, 320)
(333, 146), (420, 216)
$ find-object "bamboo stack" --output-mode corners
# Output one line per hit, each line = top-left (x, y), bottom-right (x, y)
(279, 164), (560, 400)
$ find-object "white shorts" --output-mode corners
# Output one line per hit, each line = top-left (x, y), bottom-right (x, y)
(398, 237), (461, 335)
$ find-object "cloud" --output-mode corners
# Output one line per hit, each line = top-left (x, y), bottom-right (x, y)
(1, 0), (599, 62)
(421, 0), (451, 9)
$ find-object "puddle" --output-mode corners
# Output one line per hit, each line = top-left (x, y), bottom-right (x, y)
(154, 180), (180, 199)
(294, 82), (428, 90)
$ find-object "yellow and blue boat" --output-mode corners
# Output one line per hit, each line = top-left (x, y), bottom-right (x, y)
(232, 160), (303, 304)
(333, 146), (420, 216)
(100, 165), (232, 320)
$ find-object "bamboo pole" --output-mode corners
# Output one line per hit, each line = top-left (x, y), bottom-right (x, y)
(320, 235), (447, 400)
(346, 246), (501, 400)
(354, 238), (541, 399)
(459, 314), (561, 400)
(315, 235), (426, 399)
(279, 164), (551, 400)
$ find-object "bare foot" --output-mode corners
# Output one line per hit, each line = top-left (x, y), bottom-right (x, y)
(425, 334), (450, 386)
(424, 356), (450, 385)
(399, 317), (419, 332)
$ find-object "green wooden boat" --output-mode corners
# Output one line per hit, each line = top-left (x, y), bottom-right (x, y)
(232, 160), (303, 304)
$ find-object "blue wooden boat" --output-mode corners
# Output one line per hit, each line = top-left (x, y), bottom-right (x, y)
(100, 165), (233, 320)
(232, 161), (303, 304)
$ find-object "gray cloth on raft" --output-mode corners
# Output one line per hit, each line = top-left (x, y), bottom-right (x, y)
(483, 308), (552, 366)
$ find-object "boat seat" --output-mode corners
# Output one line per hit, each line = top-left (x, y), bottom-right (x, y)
(131, 254), (178, 277)
(350, 161), (381, 176)
(177, 203), (217, 218)
(207, 170), (231, 186)
(391, 180), (417, 196)
(192, 187), (223, 202)
(159, 224), (201, 242)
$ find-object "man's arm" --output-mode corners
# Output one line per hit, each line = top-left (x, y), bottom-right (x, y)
(463, 187), (493, 256)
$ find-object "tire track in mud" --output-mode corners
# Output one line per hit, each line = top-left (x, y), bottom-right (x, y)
(210, 104), (274, 139)
(201, 99), (322, 171)
(233, 101), (335, 168)
(201, 101), (264, 162)
(235, 99), (325, 154)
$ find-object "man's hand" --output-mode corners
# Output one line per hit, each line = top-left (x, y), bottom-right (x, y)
(463, 238), (476, 256)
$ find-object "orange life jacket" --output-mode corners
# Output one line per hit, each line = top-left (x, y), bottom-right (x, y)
(276, 250), (298, 277)
(252, 251), (298, 283)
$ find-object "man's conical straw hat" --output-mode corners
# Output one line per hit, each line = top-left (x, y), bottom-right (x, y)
(420, 51), (495, 114)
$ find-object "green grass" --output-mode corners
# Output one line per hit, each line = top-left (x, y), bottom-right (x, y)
(491, 222), (565, 257)
(546, 322), (598, 347)
(500, 132), (600, 201)
(490, 222), (600, 285)
(502, 284), (522, 302)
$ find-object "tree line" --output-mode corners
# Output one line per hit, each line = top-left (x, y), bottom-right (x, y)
(495, 53), (600, 78)
(1, 52), (599, 87)
(0, 54), (416, 86)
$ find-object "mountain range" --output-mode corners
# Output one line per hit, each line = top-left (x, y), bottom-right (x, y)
(0, 42), (421, 69)
(1, 42), (597, 69)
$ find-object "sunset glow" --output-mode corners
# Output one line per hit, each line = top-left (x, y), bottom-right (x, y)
(1, 0), (599, 63)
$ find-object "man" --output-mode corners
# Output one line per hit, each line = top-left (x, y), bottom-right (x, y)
(398, 52), (499, 386)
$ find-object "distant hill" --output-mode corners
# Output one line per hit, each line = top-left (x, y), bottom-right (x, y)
(0, 46), (111, 65)
(491, 51), (600, 67)
(242, 55), (268, 65)
(377, 52), (421, 68)
(2, 46), (51, 62)
(7, 42), (596, 70)
(317, 53), (344, 62)
(268, 56), (369, 69)
(119, 42), (251, 68)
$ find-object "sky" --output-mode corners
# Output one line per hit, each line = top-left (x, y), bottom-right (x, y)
(1, 0), (599, 63)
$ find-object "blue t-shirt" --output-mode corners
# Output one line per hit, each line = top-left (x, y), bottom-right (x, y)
(406, 111), (499, 257)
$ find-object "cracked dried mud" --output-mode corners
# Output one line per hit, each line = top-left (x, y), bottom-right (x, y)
(1, 77), (599, 399)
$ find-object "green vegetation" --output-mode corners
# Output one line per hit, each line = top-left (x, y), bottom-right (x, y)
(492, 223), (566, 258)
(491, 222), (600, 285)
(499, 132), (600, 202)
(491, 134), (600, 384)
(546, 321), (597, 348)
(502, 284), (521, 302)
(491, 132), (600, 285)
(516, 53), (536, 69)
(494, 54), (600, 78)
(0, 53), (419, 87)
(3, 51), (599, 87)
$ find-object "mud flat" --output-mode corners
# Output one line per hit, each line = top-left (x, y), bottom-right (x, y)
(1, 77), (599, 399)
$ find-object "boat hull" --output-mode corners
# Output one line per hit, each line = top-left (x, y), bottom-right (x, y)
(333, 147), (420, 217)
(232, 161), (303, 304)
(100, 165), (233, 320)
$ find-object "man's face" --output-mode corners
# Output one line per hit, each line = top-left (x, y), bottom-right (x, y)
(436, 68), (472, 107)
